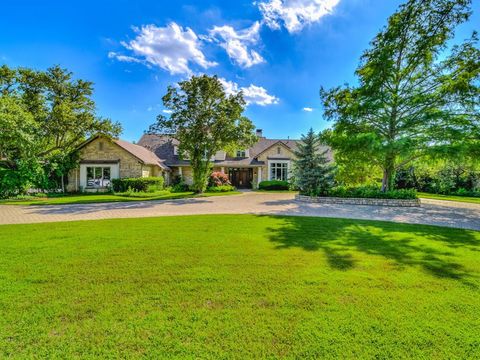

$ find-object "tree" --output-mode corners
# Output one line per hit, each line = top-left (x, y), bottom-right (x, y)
(0, 65), (121, 195)
(149, 75), (256, 193)
(320, 0), (480, 192)
(293, 128), (334, 196)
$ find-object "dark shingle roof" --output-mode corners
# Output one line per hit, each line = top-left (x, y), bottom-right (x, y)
(76, 135), (170, 170)
(137, 134), (181, 165)
(113, 139), (169, 170)
(137, 134), (333, 166)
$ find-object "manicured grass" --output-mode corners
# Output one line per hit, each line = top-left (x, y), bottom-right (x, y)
(419, 192), (480, 204)
(0, 215), (479, 358)
(0, 191), (241, 206)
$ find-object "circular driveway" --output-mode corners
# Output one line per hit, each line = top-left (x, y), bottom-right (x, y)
(0, 192), (479, 230)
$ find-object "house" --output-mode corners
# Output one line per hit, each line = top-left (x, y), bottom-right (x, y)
(67, 129), (332, 191)
(66, 135), (170, 192)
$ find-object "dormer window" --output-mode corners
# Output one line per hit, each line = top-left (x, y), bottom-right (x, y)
(236, 150), (246, 158)
(173, 146), (178, 155)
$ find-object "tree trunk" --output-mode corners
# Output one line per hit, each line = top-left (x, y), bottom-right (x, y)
(381, 156), (396, 192)
(191, 160), (210, 194)
(61, 175), (65, 193)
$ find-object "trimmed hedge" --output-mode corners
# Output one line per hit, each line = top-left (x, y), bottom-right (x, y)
(206, 185), (236, 192)
(326, 186), (417, 199)
(112, 177), (164, 193)
(259, 180), (290, 190)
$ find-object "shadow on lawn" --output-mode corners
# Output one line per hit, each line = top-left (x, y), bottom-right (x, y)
(266, 216), (479, 285)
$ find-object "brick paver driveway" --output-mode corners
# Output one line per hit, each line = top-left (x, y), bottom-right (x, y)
(0, 192), (479, 230)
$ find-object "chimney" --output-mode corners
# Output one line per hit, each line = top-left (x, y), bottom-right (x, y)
(256, 129), (263, 138)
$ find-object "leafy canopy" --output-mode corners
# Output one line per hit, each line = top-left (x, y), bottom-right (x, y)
(0, 65), (121, 195)
(320, 0), (480, 191)
(149, 75), (256, 193)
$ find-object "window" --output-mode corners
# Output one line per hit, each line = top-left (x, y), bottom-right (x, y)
(98, 141), (104, 151)
(270, 162), (288, 181)
(86, 166), (111, 188)
(236, 149), (246, 158)
(173, 146), (178, 155)
(277, 147), (281, 154)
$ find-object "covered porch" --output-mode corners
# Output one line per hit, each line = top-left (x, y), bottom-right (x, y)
(215, 165), (263, 189)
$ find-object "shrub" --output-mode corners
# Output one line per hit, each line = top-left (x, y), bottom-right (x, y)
(170, 175), (190, 192)
(327, 185), (417, 199)
(453, 188), (480, 197)
(115, 189), (170, 198)
(112, 177), (164, 193)
(206, 185), (236, 192)
(209, 172), (231, 187)
(258, 180), (290, 190)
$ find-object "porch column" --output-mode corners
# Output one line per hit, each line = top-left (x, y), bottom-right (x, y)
(221, 167), (225, 173)
(179, 167), (183, 177)
(257, 167), (262, 186)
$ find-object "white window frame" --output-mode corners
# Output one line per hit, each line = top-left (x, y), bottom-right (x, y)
(268, 160), (290, 181)
(79, 163), (119, 190)
(236, 149), (249, 158)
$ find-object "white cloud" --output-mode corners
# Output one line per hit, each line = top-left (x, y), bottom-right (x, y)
(219, 78), (279, 106)
(162, 109), (173, 114)
(207, 22), (265, 68)
(303, 107), (314, 112)
(108, 51), (142, 63)
(258, 0), (340, 33)
(114, 23), (217, 75)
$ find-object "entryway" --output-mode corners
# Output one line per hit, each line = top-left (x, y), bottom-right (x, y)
(228, 168), (253, 189)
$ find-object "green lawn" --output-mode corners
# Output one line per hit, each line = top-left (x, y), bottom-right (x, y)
(0, 190), (240, 205)
(419, 192), (480, 204)
(0, 215), (479, 358)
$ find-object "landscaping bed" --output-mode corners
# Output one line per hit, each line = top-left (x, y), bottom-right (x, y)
(295, 186), (420, 207)
(296, 194), (421, 207)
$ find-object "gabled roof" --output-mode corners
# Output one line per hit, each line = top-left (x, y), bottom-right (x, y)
(137, 133), (333, 166)
(113, 139), (169, 170)
(77, 135), (170, 170)
(250, 139), (299, 158)
(137, 134), (180, 165)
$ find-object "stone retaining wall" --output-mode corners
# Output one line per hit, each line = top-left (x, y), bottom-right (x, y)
(295, 194), (421, 207)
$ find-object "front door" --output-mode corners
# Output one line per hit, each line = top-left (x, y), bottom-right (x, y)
(228, 168), (253, 189)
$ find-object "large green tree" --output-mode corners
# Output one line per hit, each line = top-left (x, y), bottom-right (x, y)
(0, 65), (121, 195)
(320, 0), (480, 191)
(149, 75), (256, 193)
(293, 128), (334, 196)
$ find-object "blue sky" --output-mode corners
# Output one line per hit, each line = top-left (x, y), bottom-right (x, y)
(1, 0), (478, 142)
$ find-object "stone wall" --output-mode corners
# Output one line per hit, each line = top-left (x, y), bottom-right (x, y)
(81, 138), (144, 177)
(67, 137), (161, 191)
(257, 143), (296, 181)
(295, 194), (421, 207)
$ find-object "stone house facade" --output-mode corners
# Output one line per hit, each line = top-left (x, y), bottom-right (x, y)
(67, 136), (169, 192)
(68, 130), (332, 191)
